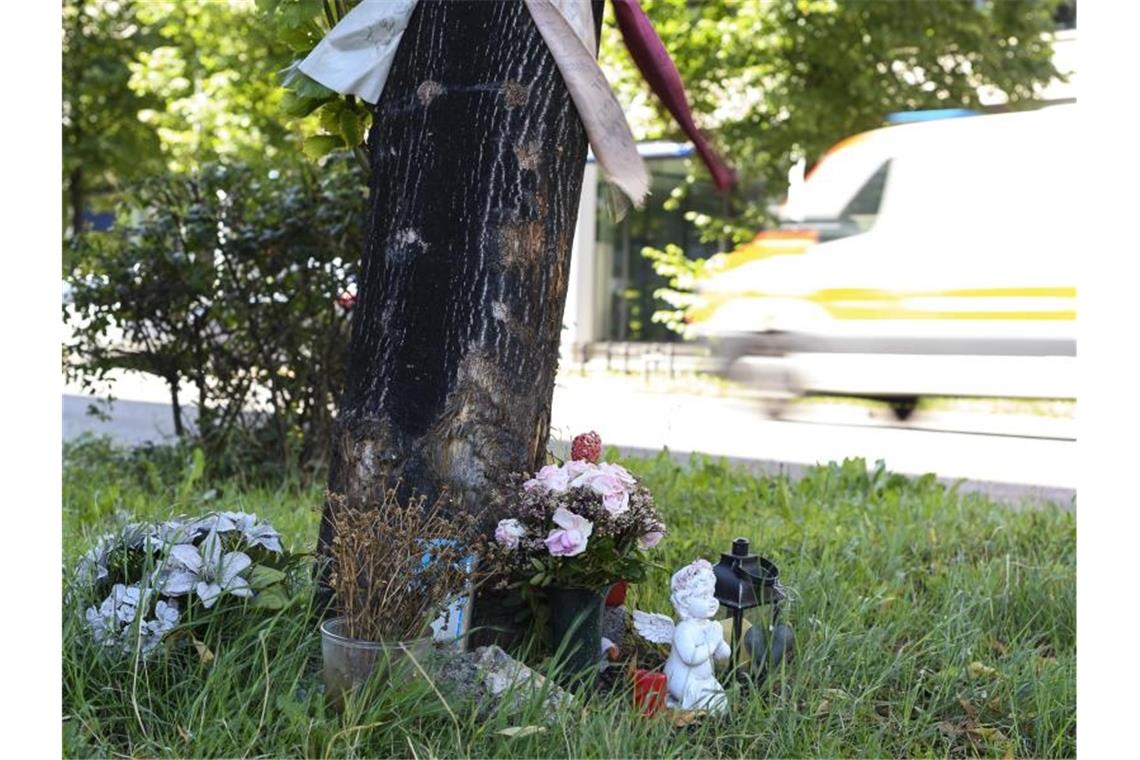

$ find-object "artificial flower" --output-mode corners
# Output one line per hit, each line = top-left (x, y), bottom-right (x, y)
(494, 518), (526, 549)
(544, 507), (593, 557)
(524, 463), (571, 493)
(160, 531), (253, 608)
(220, 511), (285, 553)
(638, 530), (664, 550)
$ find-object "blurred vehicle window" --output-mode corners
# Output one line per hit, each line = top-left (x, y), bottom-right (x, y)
(838, 159), (890, 233)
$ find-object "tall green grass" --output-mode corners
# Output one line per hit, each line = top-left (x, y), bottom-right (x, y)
(63, 437), (1075, 758)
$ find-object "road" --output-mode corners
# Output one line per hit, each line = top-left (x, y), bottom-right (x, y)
(63, 373), (1075, 509)
(549, 376), (1074, 508)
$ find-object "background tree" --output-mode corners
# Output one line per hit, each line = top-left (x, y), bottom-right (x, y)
(63, 0), (164, 237)
(62, 0), (310, 239)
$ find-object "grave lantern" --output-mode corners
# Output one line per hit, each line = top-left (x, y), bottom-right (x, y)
(712, 537), (792, 682)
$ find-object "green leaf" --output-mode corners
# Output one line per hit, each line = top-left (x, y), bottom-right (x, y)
(290, 72), (335, 99)
(248, 564), (287, 590)
(776, 479), (795, 524)
(252, 585), (290, 610)
(302, 134), (345, 160)
(338, 109), (365, 148)
(280, 91), (328, 119)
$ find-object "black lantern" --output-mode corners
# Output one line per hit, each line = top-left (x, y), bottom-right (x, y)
(712, 537), (792, 682)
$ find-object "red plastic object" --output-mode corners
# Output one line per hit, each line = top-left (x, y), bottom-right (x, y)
(633, 669), (668, 717)
(605, 580), (628, 607)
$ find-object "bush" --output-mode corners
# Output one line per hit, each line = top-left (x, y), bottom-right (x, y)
(64, 157), (368, 481)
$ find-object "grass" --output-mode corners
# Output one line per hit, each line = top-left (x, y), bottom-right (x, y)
(62, 435), (1075, 758)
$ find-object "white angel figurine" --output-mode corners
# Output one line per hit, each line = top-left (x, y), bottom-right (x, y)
(633, 559), (731, 713)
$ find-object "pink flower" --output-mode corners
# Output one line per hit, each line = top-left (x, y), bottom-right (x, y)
(544, 507), (593, 557)
(563, 459), (595, 481)
(639, 530), (664, 550)
(603, 488), (630, 515)
(494, 519), (526, 550)
(576, 469), (631, 516)
(524, 464), (570, 493)
(598, 462), (637, 487)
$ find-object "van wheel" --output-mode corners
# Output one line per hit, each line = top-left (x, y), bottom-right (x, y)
(763, 396), (794, 419)
(887, 396), (920, 421)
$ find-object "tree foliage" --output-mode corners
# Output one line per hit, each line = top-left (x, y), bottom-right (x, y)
(62, 0), (308, 235)
(124, 0), (296, 173)
(257, 0), (374, 167)
(62, 0), (165, 236)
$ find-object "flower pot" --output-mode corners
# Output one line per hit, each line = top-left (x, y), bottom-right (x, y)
(319, 617), (432, 707)
(546, 585), (604, 688)
(633, 669), (668, 717)
(605, 580), (628, 607)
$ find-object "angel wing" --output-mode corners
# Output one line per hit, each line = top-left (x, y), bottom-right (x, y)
(632, 610), (675, 645)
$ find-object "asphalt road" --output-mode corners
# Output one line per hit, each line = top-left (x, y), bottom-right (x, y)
(549, 376), (1075, 509)
(63, 375), (1075, 509)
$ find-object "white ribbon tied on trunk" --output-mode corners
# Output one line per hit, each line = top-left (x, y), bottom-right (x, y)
(297, 0), (649, 207)
(297, 0), (419, 105)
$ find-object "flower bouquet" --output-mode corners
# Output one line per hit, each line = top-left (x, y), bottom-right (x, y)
(487, 432), (666, 682)
(320, 485), (483, 706)
(74, 511), (296, 659)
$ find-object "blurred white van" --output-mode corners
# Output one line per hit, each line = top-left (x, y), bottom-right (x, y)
(688, 105), (1077, 418)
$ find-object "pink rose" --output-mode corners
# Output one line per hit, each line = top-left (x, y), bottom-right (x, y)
(494, 519), (525, 550)
(603, 488), (630, 515)
(544, 507), (593, 557)
(598, 462), (637, 487)
(581, 471), (630, 516)
(524, 464), (570, 493)
(563, 459), (595, 481)
(639, 530), (664, 550)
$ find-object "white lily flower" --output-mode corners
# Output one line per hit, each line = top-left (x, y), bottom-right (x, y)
(186, 512), (238, 537)
(142, 519), (197, 552)
(220, 511), (284, 553)
(161, 531), (253, 608)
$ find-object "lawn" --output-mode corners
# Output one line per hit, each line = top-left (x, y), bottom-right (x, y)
(62, 436), (1075, 758)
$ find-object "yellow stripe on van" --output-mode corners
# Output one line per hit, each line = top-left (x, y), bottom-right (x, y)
(687, 287), (1076, 325)
(807, 287), (1075, 320)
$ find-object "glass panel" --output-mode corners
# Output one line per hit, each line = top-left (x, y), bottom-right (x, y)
(839, 159), (891, 233)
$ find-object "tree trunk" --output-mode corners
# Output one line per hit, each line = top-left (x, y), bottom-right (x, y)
(168, 376), (184, 438)
(69, 166), (85, 238)
(319, 1), (601, 614)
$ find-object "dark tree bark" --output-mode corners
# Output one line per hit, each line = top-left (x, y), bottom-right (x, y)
(168, 376), (184, 438)
(69, 166), (85, 238)
(319, 1), (603, 614)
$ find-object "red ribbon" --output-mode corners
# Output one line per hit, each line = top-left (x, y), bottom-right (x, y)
(612, 0), (737, 193)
